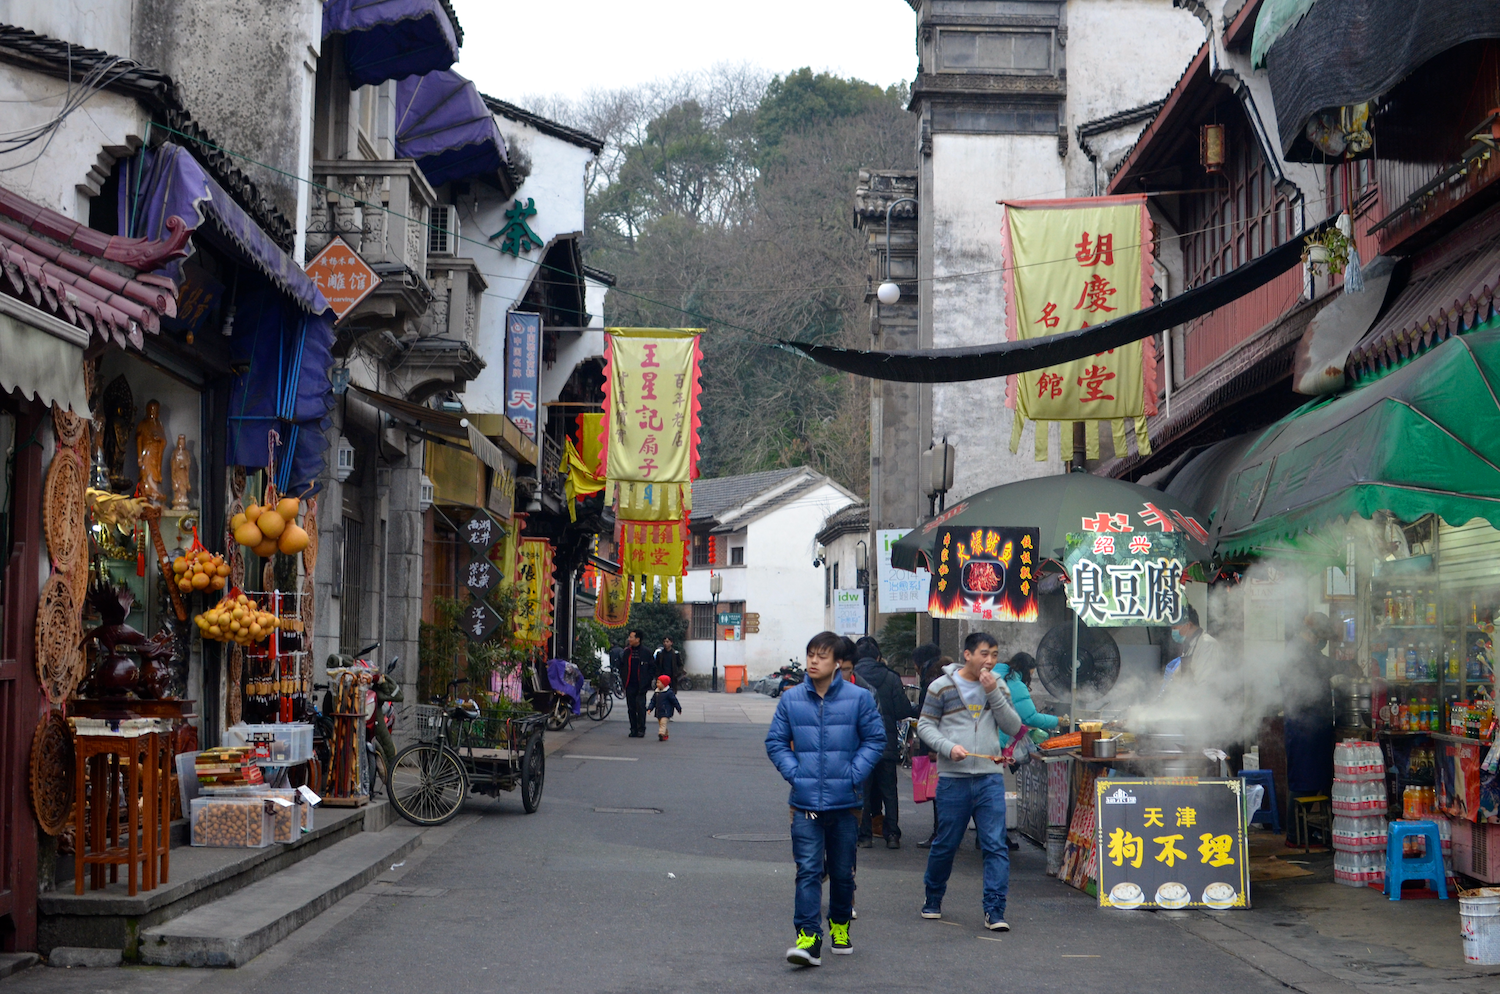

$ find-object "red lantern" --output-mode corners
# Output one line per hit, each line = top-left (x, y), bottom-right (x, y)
(708, 535), (717, 566)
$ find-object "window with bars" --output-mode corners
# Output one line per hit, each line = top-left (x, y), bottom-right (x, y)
(1181, 117), (1294, 290)
(691, 532), (711, 568)
(690, 601), (745, 640)
(339, 517), (365, 653)
(730, 546), (744, 566)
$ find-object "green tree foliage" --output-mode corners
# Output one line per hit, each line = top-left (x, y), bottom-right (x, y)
(606, 601), (688, 654)
(875, 612), (918, 674)
(534, 67), (915, 494)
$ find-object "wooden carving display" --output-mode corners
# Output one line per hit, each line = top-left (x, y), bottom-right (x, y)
(34, 575), (83, 703)
(29, 711), (74, 836)
(52, 406), (87, 448)
(227, 644), (243, 726)
(43, 449), (86, 574)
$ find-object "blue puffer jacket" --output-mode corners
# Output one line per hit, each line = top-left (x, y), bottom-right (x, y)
(993, 662), (1060, 731)
(765, 676), (886, 812)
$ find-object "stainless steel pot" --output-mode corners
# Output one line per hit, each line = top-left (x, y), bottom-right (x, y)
(1140, 732), (1185, 755)
(1093, 736), (1119, 759)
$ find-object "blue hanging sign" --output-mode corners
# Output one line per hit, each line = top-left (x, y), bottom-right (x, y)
(506, 311), (541, 440)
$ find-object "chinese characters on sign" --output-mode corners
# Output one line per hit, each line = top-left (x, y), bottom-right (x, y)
(877, 529), (930, 613)
(514, 537), (555, 645)
(1001, 197), (1157, 461)
(1066, 531), (1187, 627)
(1096, 779), (1249, 909)
(833, 589), (865, 636)
(304, 236), (381, 319)
(506, 312), (541, 440)
(927, 527), (1040, 622)
(492, 197), (542, 257)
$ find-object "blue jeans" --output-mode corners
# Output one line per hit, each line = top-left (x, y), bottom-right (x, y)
(923, 775), (1009, 917)
(790, 807), (858, 935)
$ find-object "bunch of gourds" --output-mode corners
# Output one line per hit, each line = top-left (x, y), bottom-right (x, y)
(173, 548), (230, 594)
(195, 590), (281, 646)
(231, 496), (310, 558)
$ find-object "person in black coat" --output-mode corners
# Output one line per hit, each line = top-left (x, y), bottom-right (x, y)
(853, 637), (920, 848)
(619, 629), (652, 737)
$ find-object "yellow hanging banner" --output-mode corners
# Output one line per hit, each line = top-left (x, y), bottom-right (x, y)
(514, 537), (555, 646)
(602, 329), (702, 519)
(1003, 196), (1157, 459)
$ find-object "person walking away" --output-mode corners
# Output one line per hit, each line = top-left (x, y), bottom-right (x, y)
(653, 636), (682, 687)
(766, 631), (885, 966)
(917, 632), (1023, 931)
(647, 674), (682, 740)
(910, 644), (942, 848)
(619, 629), (651, 738)
(1283, 613), (1352, 844)
(854, 637), (919, 849)
(993, 652), (1066, 849)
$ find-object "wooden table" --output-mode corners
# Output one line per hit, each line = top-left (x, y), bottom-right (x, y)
(72, 731), (171, 896)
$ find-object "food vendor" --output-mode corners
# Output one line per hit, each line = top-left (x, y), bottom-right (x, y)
(1283, 613), (1357, 837)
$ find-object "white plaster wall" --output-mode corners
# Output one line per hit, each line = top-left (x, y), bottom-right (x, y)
(820, 530), (867, 633)
(928, 133), (1067, 500)
(1, 0), (133, 54)
(681, 482), (855, 678)
(0, 63), (146, 217)
(460, 121), (594, 415)
(1064, 0), (1204, 198)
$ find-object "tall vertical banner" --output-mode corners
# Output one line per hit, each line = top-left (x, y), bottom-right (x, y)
(1002, 195), (1157, 461)
(601, 329), (703, 602)
(514, 537), (555, 645)
(506, 311), (541, 440)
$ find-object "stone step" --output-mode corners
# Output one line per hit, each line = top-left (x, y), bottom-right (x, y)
(139, 824), (421, 967)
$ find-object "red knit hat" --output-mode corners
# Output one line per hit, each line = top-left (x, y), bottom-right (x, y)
(657, 674), (671, 686)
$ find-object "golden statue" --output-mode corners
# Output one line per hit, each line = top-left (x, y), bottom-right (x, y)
(170, 434), (192, 511)
(135, 400), (167, 506)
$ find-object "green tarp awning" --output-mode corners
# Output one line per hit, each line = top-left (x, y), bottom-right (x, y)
(1215, 325), (1500, 558)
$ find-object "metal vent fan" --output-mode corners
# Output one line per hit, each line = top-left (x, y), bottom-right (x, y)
(1035, 622), (1121, 704)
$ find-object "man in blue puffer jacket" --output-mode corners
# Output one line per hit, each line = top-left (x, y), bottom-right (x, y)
(766, 630), (885, 968)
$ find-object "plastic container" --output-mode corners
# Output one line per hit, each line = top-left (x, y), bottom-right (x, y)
(263, 788), (313, 843)
(723, 665), (747, 693)
(223, 722), (313, 764)
(190, 796), (272, 848)
(1331, 778), (1387, 814)
(1461, 889), (1500, 965)
(1332, 815), (1387, 853)
(1334, 741), (1385, 781)
(1005, 791), (1019, 829)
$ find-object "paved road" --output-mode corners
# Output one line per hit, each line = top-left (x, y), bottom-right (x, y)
(0, 698), (1314, 993)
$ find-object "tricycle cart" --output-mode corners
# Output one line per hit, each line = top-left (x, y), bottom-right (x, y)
(387, 694), (546, 826)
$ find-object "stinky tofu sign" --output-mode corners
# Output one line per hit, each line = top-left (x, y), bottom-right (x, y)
(305, 236), (381, 319)
(1095, 779), (1249, 910)
(1065, 526), (1187, 627)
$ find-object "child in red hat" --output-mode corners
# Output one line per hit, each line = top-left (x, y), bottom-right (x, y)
(647, 674), (682, 740)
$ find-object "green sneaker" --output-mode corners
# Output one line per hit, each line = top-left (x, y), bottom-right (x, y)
(785, 929), (822, 966)
(829, 920), (852, 954)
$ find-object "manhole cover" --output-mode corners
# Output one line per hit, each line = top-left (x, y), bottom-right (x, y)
(594, 807), (663, 814)
(712, 833), (791, 842)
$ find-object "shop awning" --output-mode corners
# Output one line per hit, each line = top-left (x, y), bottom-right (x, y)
(350, 384), (508, 474)
(1264, 0), (1500, 161)
(322, 0), (460, 89)
(0, 296), (91, 415)
(394, 70), (505, 188)
(786, 214), (1336, 383)
(1214, 324), (1500, 559)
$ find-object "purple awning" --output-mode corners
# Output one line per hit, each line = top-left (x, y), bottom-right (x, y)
(323, 0), (460, 89)
(395, 69), (506, 188)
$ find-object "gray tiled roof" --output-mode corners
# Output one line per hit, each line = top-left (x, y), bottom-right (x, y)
(815, 502), (869, 544)
(689, 467), (813, 524)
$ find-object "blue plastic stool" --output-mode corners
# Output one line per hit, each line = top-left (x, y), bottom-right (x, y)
(1240, 770), (1280, 834)
(1384, 820), (1448, 900)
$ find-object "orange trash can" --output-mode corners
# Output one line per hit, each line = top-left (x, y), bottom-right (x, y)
(724, 665), (748, 693)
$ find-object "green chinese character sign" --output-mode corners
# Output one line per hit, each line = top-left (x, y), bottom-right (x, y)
(1064, 531), (1186, 627)
(491, 197), (542, 257)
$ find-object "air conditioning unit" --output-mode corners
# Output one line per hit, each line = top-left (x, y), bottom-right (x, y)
(428, 205), (460, 255)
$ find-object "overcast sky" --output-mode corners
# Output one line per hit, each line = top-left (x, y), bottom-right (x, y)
(449, 1), (916, 104)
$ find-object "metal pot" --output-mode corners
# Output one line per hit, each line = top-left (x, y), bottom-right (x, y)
(1093, 736), (1119, 759)
(1140, 731), (1186, 755)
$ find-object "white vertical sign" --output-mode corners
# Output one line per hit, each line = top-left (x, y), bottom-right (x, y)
(877, 528), (930, 613)
(833, 589), (865, 636)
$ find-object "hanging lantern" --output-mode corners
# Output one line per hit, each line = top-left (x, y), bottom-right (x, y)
(1200, 123), (1226, 174)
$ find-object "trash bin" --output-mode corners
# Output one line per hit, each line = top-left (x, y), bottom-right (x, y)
(1461, 888), (1500, 964)
(724, 665), (747, 692)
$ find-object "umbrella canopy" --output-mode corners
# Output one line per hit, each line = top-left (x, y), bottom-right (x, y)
(890, 472), (1214, 573)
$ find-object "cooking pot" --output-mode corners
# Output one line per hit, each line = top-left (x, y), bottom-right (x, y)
(1140, 731), (1185, 755)
(1093, 736), (1119, 759)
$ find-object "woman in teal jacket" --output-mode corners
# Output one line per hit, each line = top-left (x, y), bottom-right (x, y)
(993, 652), (1063, 732)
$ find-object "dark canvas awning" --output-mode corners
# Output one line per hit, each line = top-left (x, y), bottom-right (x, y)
(395, 70), (505, 188)
(786, 215), (1335, 383)
(350, 384), (508, 474)
(1215, 325), (1500, 559)
(323, 0), (460, 89)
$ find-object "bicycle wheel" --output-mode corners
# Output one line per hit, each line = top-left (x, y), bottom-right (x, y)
(586, 689), (613, 721)
(520, 733), (545, 813)
(387, 743), (467, 826)
(676, 674), (694, 693)
(610, 674), (625, 700)
(545, 698), (572, 731)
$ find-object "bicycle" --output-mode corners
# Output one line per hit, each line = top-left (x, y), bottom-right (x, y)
(896, 717), (917, 769)
(580, 678), (614, 721)
(387, 679), (546, 826)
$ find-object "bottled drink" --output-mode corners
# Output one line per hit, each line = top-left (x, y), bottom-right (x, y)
(1407, 643), (1418, 680)
(1427, 598), (1438, 625)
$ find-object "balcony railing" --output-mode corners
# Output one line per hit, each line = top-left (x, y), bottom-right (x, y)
(309, 159), (437, 319)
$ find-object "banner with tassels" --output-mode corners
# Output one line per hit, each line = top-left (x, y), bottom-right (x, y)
(601, 329), (703, 521)
(562, 412), (606, 521)
(514, 536), (555, 645)
(1001, 195), (1158, 462)
(595, 567), (631, 628)
(617, 519), (689, 603)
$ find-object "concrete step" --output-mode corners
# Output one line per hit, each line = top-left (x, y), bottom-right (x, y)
(139, 824), (421, 967)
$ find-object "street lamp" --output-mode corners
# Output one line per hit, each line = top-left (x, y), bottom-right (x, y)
(709, 571), (723, 694)
(855, 539), (869, 635)
(875, 196), (918, 305)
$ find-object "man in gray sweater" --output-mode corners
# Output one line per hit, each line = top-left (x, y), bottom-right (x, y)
(916, 631), (1023, 931)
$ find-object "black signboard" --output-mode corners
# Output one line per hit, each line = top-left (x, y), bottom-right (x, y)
(464, 556), (502, 596)
(1094, 779), (1250, 910)
(462, 601), (501, 643)
(464, 514), (499, 554)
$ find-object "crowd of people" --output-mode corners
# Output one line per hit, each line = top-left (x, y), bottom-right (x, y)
(765, 629), (1063, 967)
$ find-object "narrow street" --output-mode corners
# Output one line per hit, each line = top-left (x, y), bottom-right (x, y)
(0, 695), (1352, 994)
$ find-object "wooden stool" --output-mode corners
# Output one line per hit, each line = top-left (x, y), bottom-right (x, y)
(1290, 794), (1331, 853)
(73, 732), (169, 896)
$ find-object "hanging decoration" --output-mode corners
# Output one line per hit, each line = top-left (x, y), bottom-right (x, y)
(562, 412), (606, 521)
(601, 329), (703, 601)
(1002, 195), (1158, 461)
(514, 537), (555, 645)
(595, 567), (631, 628)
